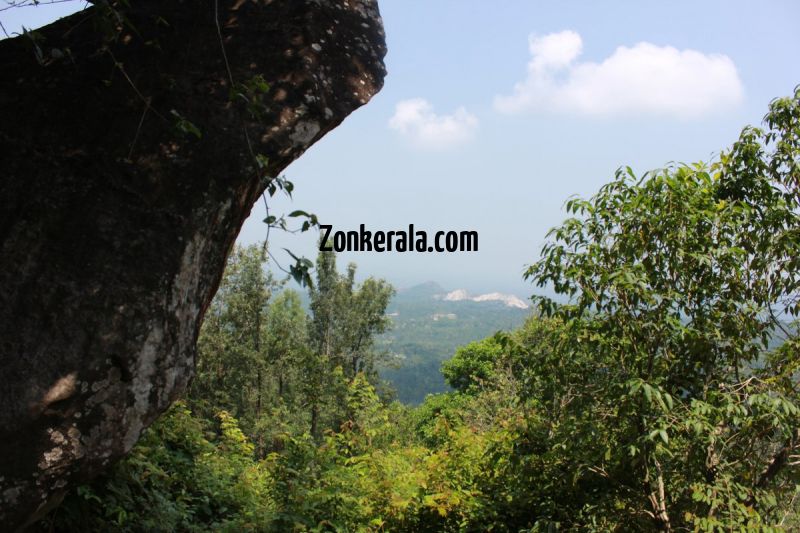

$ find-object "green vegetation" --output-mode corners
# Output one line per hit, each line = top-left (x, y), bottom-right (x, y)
(379, 283), (528, 404)
(186, 243), (394, 453)
(42, 89), (800, 531)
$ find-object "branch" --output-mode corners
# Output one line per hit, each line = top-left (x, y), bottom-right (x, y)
(745, 427), (800, 507)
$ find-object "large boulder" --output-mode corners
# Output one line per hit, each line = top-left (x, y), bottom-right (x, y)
(0, 0), (386, 528)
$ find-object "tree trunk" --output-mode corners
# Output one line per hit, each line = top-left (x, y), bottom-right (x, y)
(0, 1), (386, 529)
(255, 303), (262, 447)
(311, 403), (319, 439)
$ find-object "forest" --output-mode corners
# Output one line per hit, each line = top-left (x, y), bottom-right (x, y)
(31, 88), (800, 531)
(378, 281), (529, 404)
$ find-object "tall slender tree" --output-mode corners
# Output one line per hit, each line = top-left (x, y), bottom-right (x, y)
(190, 245), (279, 441)
(306, 249), (394, 436)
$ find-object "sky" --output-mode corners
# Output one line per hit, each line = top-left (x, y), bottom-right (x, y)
(4, 0), (799, 296)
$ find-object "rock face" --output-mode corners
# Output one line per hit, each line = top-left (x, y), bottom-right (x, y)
(441, 289), (530, 309)
(0, 1), (386, 528)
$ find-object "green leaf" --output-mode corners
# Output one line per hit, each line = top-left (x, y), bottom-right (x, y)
(170, 109), (202, 139)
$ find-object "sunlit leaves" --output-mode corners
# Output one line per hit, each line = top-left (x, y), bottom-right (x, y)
(519, 87), (800, 529)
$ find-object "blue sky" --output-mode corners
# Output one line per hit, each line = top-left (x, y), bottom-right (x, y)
(5, 1), (799, 296)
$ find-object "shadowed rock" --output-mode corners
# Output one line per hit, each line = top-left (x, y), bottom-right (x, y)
(0, 0), (386, 528)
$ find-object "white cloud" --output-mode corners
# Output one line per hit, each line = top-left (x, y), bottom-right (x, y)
(389, 98), (478, 149)
(494, 30), (744, 118)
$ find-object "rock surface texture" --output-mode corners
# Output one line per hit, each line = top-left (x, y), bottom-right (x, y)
(0, 0), (386, 528)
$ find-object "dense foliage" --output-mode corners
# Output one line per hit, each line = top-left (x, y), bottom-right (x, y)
(185, 244), (394, 452)
(42, 89), (800, 531)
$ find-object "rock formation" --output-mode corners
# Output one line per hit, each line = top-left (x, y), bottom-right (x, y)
(0, 0), (386, 528)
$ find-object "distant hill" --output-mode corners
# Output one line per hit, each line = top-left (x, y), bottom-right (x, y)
(377, 282), (530, 404)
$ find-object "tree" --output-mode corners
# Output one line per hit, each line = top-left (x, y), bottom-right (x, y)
(308, 248), (395, 382)
(441, 336), (504, 393)
(0, 0), (387, 527)
(519, 87), (800, 530)
(307, 248), (395, 436)
(264, 289), (309, 402)
(189, 244), (280, 448)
